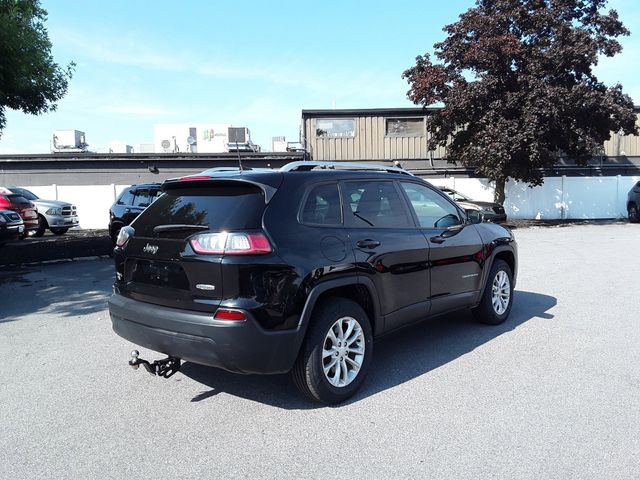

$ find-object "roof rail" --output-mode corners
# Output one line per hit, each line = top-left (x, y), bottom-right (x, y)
(199, 166), (274, 175)
(280, 161), (414, 176)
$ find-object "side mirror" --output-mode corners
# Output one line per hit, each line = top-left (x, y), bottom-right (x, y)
(466, 209), (484, 224)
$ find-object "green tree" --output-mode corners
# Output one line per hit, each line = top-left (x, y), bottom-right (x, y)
(403, 0), (638, 203)
(0, 0), (74, 136)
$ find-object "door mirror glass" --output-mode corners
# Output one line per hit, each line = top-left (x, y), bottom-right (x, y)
(466, 209), (483, 224)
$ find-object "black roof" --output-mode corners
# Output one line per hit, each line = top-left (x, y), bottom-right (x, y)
(301, 107), (441, 118)
(302, 105), (640, 118)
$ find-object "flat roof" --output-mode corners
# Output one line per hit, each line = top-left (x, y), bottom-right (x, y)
(301, 107), (441, 118)
(302, 105), (640, 118)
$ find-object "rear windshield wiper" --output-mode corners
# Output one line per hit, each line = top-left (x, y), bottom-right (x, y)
(152, 224), (208, 234)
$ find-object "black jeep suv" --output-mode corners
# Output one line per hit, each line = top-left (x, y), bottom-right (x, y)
(108, 162), (518, 404)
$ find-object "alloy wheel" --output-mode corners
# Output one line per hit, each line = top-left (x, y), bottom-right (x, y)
(491, 270), (511, 315)
(322, 316), (365, 388)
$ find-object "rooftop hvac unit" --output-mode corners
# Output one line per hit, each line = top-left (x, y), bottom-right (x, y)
(228, 127), (248, 143)
(187, 127), (197, 152)
(52, 129), (89, 152)
(161, 139), (172, 153)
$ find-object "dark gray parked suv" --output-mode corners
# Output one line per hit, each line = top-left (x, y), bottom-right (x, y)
(628, 181), (640, 223)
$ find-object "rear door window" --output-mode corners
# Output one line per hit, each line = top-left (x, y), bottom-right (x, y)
(132, 184), (266, 236)
(300, 183), (342, 225)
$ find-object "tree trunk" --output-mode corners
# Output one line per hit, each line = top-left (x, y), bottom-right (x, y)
(494, 177), (506, 204)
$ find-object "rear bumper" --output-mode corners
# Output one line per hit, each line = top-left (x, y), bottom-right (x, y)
(108, 293), (303, 374)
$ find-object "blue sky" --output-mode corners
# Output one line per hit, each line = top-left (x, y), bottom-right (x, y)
(1, 0), (639, 154)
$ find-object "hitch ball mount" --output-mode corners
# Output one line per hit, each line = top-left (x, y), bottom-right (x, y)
(129, 350), (181, 378)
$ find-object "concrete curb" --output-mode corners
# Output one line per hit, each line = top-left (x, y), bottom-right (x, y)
(0, 230), (113, 266)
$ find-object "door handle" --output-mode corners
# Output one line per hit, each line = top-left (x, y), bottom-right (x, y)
(356, 239), (380, 249)
(430, 236), (446, 244)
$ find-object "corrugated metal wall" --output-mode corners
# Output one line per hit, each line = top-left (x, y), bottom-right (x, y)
(603, 115), (640, 156)
(304, 116), (447, 161)
(305, 113), (640, 161)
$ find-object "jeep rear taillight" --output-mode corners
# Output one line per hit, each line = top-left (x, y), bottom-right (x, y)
(190, 232), (272, 255)
(116, 226), (134, 247)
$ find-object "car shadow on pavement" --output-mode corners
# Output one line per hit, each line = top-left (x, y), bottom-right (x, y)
(0, 259), (114, 322)
(180, 290), (557, 409)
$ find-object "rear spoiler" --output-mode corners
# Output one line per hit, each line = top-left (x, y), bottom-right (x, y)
(162, 176), (278, 203)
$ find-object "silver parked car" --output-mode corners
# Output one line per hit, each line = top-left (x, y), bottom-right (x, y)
(8, 187), (79, 236)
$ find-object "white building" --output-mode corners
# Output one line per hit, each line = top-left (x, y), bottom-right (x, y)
(153, 123), (232, 154)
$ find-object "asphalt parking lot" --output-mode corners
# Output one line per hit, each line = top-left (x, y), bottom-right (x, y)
(1, 223), (639, 479)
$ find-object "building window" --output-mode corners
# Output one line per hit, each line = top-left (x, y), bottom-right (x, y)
(315, 118), (356, 138)
(385, 117), (425, 137)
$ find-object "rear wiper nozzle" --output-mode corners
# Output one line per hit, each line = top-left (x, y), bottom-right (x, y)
(153, 224), (208, 234)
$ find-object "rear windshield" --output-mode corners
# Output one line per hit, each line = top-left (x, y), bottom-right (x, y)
(10, 188), (38, 201)
(6, 195), (31, 205)
(132, 184), (266, 236)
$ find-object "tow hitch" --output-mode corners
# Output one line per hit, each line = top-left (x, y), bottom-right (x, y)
(128, 350), (181, 378)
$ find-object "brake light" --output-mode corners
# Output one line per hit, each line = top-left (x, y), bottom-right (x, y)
(0, 196), (9, 208)
(179, 175), (211, 181)
(190, 232), (272, 255)
(214, 309), (247, 321)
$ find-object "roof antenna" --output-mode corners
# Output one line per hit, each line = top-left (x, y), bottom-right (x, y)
(229, 127), (243, 173)
(236, 140), (243, 173)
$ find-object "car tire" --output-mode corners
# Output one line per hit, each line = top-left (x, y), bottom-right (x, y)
(629, 204), (639, 223)
(473, 259), (514, 325)
(50, 227), (69, 235)
(292, 297), (373, 404)
(33, 214), (47, 237)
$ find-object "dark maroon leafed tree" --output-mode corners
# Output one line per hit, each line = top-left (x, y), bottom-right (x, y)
(403, 0), (638, 203)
